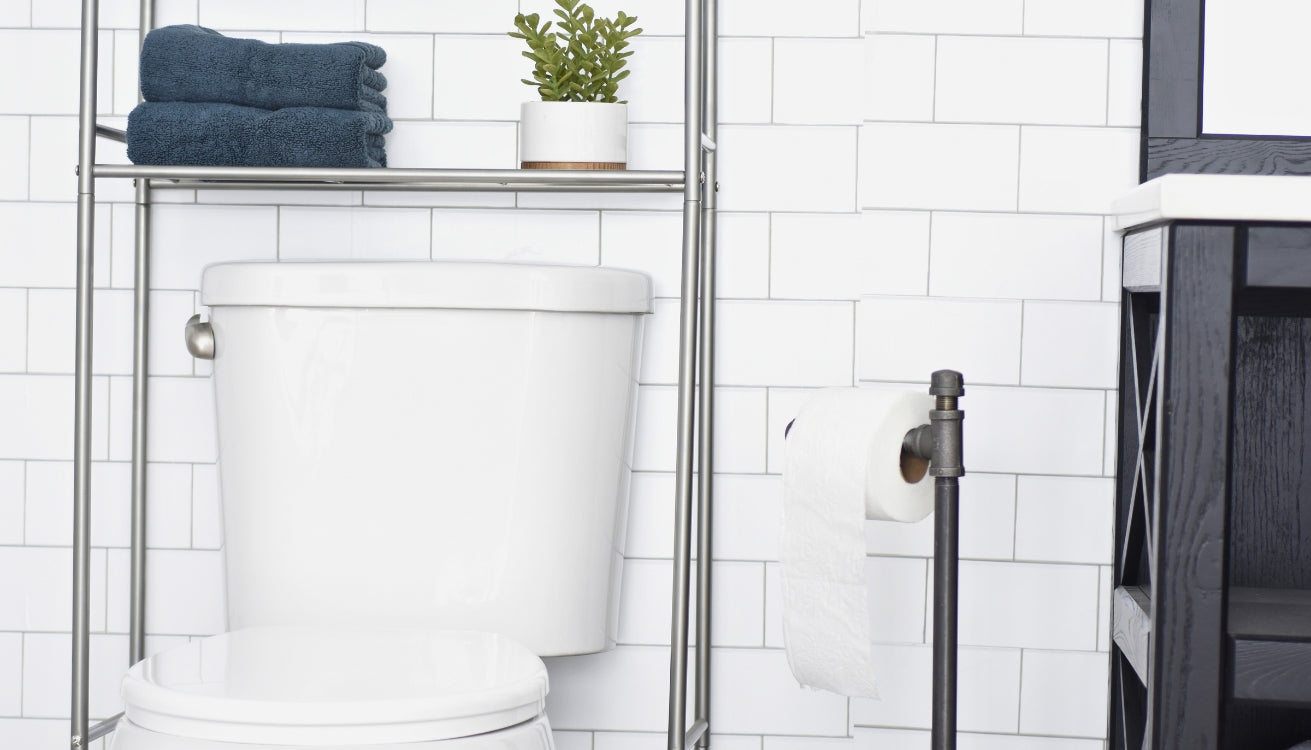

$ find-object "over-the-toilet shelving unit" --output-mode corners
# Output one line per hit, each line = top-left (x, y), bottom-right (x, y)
(69, 1), (719, 748)
(1108, 0), (1311, 746)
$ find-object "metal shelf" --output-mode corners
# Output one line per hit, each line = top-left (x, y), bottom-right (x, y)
(90, 163), (687, 192)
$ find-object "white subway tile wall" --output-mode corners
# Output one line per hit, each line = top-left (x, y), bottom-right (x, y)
(934, 37), (1109, 126)
(852, 1), (1127, 741)
(0, 0), (1135, 746)
(860, 122), (1021, 211)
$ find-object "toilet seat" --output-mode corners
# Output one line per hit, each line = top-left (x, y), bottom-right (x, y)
(121, 627), (549, 746)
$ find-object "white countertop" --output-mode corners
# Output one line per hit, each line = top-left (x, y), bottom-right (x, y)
(1112, 173), (1311, 232)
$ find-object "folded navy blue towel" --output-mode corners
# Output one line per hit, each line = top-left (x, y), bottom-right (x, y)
(141, 25), (387, 113)
(127, 102), (392, 168)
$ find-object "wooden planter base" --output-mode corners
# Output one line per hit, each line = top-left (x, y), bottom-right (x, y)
(521, 161), (626, 170)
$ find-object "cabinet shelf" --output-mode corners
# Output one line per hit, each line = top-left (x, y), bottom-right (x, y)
(90, 163), (687, 193)
(1114, 585), (1311, 706)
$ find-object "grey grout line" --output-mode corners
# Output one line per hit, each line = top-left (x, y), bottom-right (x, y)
(1099, 217), (1109, 302)
(924, 210), (934, 296)
(0, 197), (1115, 222)
(22, 115), (32, 202)
(861, 29), (1143, 41)
(1011, 477), (1024, 561)
(187, 464), (195, 549)
(1101, 390), (1112, 480)
(866, 117), (1134, 129)
(0, 543), (220, 553)
(20, 288), (29, 375)
(19, 460), (26, 546)
(17, 632), (23, 716)
(844, 300), (860, 385)
(100, 547), (108, 631)
(921, 561), (931, 642)
(1015, 648), (1026, 731)
(1104, 38), (1113, 127)
(1094, 566), (1105, 651)
(930, 34), (938, 122)
(1018, 298), (1028, 385)
(1014, 125), (1024, 211)
(31, 23), (1140, 41)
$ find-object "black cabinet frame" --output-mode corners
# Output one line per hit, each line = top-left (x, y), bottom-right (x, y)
(1110, 222), (1311, 750)
(1144, 0), (1311, 179)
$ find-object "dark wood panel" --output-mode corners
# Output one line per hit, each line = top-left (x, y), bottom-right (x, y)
(1150, 224), (1237, 750)
(1147, 138), (1311, 180)
(1145, 0), (1201, 140)
(1114, 585), (1152, 685)
(1223, 704), (1311, 750)
(1230, 316), (1311, 589)
(1236, 289), (1311, 318)
(1232, 639), (1311, 705)
(1247, 227), (1311, 289)
(1229, 588), (1311, 641)
(1230, 588), (1311, 705)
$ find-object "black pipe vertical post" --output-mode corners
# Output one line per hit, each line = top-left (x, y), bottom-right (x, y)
(928, 371), (964, 750)
(932, 476), (960, 750)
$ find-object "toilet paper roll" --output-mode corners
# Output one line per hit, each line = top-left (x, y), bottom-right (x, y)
(781, 388), (934, 698)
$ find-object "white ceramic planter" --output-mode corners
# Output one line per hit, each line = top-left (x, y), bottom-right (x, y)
(519, 101), (627, 170)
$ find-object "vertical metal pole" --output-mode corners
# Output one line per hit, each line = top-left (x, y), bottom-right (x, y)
(668, 0), (704, 746)
(931, 476), (959, 750)
(693, 0), (717, 746)
(129, 0), (156, 668)
(72, 0), (100, 746)
(928, 371), (964, 750)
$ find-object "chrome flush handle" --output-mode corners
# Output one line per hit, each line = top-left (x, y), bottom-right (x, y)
(185, 314), (215, 359)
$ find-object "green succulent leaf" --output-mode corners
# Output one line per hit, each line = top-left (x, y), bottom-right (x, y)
(509, 0), (643, 102)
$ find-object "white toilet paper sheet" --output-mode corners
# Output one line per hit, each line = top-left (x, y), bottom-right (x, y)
(781, 388), (935, 698)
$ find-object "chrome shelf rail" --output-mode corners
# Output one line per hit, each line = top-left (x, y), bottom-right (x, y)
(94, 124), (126, 142)
(92, 163), (686, 189)
(71, 1), (717, 748)
(128, 0), (155, 674)
(141, 181), (682, 192)
(695, 0), (718, 746)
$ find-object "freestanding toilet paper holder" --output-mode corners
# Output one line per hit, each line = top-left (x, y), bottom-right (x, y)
(902, 370), (966, 750)
(781, 370), (965, 749)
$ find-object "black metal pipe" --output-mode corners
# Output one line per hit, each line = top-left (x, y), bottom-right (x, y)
(899, 371), (965, 750)
(931, 475), (960, 750)
(926, 370), (964, 750)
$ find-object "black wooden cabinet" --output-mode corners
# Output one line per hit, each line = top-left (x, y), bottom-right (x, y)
(1110, 219), (1311, 750)
(1117, 0), (1311, 742)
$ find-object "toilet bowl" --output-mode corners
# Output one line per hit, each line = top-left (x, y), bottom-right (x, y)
(111, 628), (553, 750)
(112, 715), (553, 750)
(109, 261), (651, 750)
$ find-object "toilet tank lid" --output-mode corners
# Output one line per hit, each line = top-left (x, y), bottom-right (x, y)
(201, 261), (653, 313)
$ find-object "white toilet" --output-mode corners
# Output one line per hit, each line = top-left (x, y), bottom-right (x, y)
(109, 261), (653, 750)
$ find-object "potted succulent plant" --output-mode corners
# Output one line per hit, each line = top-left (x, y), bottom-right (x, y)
(510, 0), (642, 169)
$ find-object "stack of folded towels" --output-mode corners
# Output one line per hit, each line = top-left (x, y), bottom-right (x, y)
(127, 25), (392, 169)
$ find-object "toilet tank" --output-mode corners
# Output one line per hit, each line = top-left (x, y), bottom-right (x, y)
(200, 261), (651, 656)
